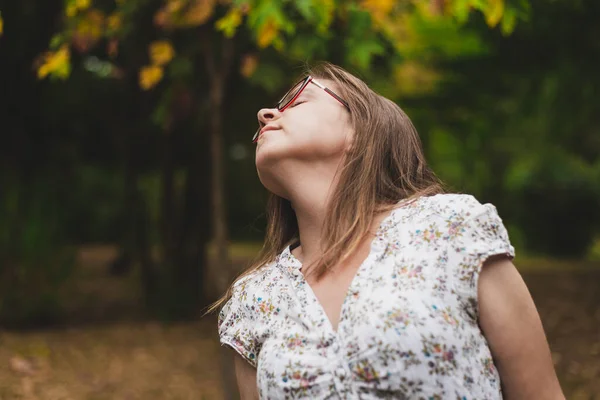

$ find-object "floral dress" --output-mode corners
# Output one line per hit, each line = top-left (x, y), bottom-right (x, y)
(218, 194), (515, 399)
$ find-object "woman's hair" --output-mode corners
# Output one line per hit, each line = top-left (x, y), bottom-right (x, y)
(206, 62), (443, 314)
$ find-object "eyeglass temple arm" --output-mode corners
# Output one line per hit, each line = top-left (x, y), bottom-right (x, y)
(311, 80), (350, 110)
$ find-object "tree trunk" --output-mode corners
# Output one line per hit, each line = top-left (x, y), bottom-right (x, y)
(160, 123), (176, 266)
(178, 133), (209, 310)
(109, 122), (135, 276)
(131, 88), (158, 310)
(204, 35), (235, 299)
(209, 91), (230, 297)
(204, 34), (237, 400)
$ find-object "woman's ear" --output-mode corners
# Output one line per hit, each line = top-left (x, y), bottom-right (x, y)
(344, 128), (355, 154)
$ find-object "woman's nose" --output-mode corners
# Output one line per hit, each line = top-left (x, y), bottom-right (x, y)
(257, 107), (280, 126)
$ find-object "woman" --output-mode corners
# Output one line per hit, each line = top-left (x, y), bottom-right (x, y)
(215, 63), (564, 399)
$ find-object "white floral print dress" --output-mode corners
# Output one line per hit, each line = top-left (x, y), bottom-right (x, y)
(218, 194), (515, 399)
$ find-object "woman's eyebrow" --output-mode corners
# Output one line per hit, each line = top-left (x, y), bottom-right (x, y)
(300, 87), (316, 98)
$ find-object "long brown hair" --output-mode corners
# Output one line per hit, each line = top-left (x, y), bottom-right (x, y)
(206, 62), (443, 314)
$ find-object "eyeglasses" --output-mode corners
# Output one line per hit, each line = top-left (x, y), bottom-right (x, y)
(252, 76), (350, 143)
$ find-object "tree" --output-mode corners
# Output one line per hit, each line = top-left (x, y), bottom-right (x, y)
(29, 0), (529, 315)
(416, 0), (600, 257)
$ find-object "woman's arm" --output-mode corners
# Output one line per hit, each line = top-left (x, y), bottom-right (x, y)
(233, 353), (259, 400)
(478, 256), (565, 399)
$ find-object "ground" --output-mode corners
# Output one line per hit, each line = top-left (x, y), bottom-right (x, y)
(0, 246), (598, 399)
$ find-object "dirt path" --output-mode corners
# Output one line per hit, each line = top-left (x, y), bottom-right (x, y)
(523, 271), (600, 399)
(0, 246), (598, 399)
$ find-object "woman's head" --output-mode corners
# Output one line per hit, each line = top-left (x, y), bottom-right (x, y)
(207, 62), (442, 313)
(254, 74), (354, 199)
(255, 63), (439, 204)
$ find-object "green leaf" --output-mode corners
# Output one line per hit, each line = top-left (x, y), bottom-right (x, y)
(247, 62), (286, 93)
(288, 33), (328, 60)
(312, 0), (335, 34)
(168, 57), (193, 80)
(399, 13), (488, 59)
(49, 34), (65, 50)
(232, 0), (251, 6)
(504, 156), (538, 191)
(294, 0), (316, 22)
(215, 7), (243, 38)
(248, 0), (285, 29)
(429, 128), (464, 184)
(451, 0), (471, 23)
(151, 93), (171, 128)
(345, 37), (385, 70)
(500, 8), (517, 35)
(347, 7), (372, 38)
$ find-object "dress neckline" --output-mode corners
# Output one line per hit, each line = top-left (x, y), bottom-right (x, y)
(282, 197), (417, 268)
(279, 197), (417, 334)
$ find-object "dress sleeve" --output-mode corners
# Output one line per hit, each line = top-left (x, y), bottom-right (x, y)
(465, 202), (515, 273)
(218, 278), (260, 368)
(450, 201), (515, 319)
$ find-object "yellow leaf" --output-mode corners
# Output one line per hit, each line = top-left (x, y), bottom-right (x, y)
(139, 65), (164, 90)
(149, 40), (175, 66)
(0, 11), (3, 37)
(76, 0), (91, 12)
(66, 3), (78, 17)
(181, 0), (215, 27)
(361, 0), (395, 24)
(361, 0), (394, 14)
(37, 64), (51, 79)
(257, 18), (278, 48)
(485, 0), (504, 27)
(413, 0), (444, 20)
(153, 9), (171, 28)
(77, 9), (105, 40)
(393, 61), (440, 96)
(316, 0), (335, 32)
(166, 0), (184, 13)
(37, 45), (71, 80)
(240, 54), (258, 77)
(65, 0), (91, 17)
(215, 7), (242, 38)
(107, 13), (122, 31)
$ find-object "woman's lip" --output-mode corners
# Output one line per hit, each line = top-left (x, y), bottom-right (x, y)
(260, 126), (280, 136)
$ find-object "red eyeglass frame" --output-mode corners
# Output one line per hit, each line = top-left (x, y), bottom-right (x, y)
(253, 76), (350, 143)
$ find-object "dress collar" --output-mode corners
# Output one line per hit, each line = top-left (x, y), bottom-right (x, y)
(276, 197), (419, 274)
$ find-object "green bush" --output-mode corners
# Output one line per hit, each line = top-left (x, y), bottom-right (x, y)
(506, 154), (600, 258)
(0, 181), (75, 328)
(64, 166), (123, 243)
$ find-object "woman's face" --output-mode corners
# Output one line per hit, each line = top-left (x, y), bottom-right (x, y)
(255, 79), (353, 195)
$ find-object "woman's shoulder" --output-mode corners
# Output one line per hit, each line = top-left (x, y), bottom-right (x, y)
(418, 193), (492, 219)
(219, 260), (279, 324)
(218, 261), (281, 367)
(229, 260), (278, 296)
(383, 193), (488, 229)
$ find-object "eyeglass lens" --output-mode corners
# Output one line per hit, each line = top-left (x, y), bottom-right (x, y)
(253, 79), (308, 142)
(278, 79), (306, 110)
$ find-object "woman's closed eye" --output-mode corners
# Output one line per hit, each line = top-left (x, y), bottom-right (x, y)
(290, 100), (306, 108)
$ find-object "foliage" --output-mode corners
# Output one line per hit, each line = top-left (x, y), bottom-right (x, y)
(6, 0), (566, 327)
(407, 0), (600, 257)
(34, 0), (529, 93)
(0, 181), (75, 328)
(510, 155), (598, 257)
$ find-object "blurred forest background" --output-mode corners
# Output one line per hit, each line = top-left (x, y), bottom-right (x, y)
(0, 0), (599, 398)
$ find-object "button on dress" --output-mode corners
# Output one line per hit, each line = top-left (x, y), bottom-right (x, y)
(218, 194), (515, 399)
